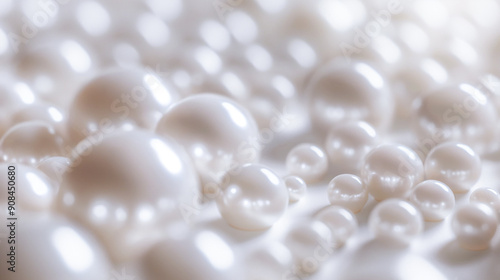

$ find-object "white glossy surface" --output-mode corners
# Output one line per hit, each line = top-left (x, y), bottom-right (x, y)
(284, 175), (307, 203)
(451, 203), (498, 251)
(409, 180), (455, 221)
(244, 242), (293, 280)
(469, 187), (500, 218)
(327, 174), (368, 213)
(36, 156), (72, 188)
(286, 143), (328, 183)
(315, 205), (358, 247)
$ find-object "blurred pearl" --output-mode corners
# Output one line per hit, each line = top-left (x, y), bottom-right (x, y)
(327, 174), (368, 214)
(361, 144), (424, 201)
(245, 242), (293, 280)
(409, 180), (455, 221)
(68, 68), (179, 144)
(315, 206), (358, 247)
(156, 94), (260, 183)
(306, 61), (393, 135)
(284, 175), (307, 203)
(0, 121), (65, 165)
(452, 203), (498, 251)
(0, 163), (57, 213)
(57, 130), (199, 263)
(10, 102), (66, 137)
(0, 81), (37, 136)
(369, 199), (424, 245)
(36, 156), (72, 188)
(216, 164), (288, 231)
(470, 188), (500, 217)
(424, 142), (481, 193)
(0, 213), (111, 280)
(412, 84), (498, 155)
(325, 121), (378, 172)
(286, 143), (328, 183)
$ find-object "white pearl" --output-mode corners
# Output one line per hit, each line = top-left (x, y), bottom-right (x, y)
(327, 174), (368, 213)
(409, 180), (455, 221)
(156, 94), (260, 183)
(286, 143), (328, 183)
(216, 164), (288, 231)
(315, 206), (358, 247)
(0, 81), (38, 136)
(424, 142), (481, 193)
(244, 242), (293, 280)
(10, 102), (67, 137)
(325, 121), (379, 172)
(284, 175), (307, 203)
(451, 203), (498, 250)
(56, 130), (199, 263)
(369, 199), (424, 244)
(470, 187), (500, 217)
(306, 61), (394, 134)
(0, 213), (111, 280)
(68, 68), (179, 144)
(36, 156), (72, 188)
(360, 144), (424, 201)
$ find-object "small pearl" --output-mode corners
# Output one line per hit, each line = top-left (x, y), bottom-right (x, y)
(286, 143), (328, 183)
(245, 242), (293, 280)
(409, 180), (455, 221)
(369, 199), (424, 244)
(451, 203), (498, 251)
(327, 174), (368, 214)
(470, 188), (500, 217)
(284, 175), (307, 203)
(325, 121), (379, 172)
(424, 142), (481, 193)
(360, 144), (424, 201)
(315, 206), (358, 247)
(216, 164), (288, 231)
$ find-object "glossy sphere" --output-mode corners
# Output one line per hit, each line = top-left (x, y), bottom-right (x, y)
(452, 203), (498, 250)
(286, 143), (328, 183)
(57, 130), (199, 263)
(361, 144), (424, 201)
(216, 164), (288, 231)
(369, 199), (424, 244)
(315, 206), (358, 247)
(10, 102), (67, 137)
(409, 180), (455, 221)
(156, 94), (260, 183)
(68, 68), (179, 144)
(284, 175), (307, 203)
(36, 156), (72, 188)
(470, 188), (500, 217)
(424, 142), (481, 193)
(306, 61), (394, 134)
(327, 174), (368, 213)
(325, 121), (379, 172)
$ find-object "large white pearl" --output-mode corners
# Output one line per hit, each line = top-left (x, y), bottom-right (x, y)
(286, 143), (328, 183)
(327, 174), (368, 213)
(369, 199), (424, 245)
(470, 187), (500, 218)
(284, 175), (307, 203)
(244, 242), (293, 280)
(56, 130), (199, 263)
(424, 142), (481, 193)
(409, 180), (455, 221)
(360, 144), (424, 201)
(451, 203), (498, 250)
(315, 205), (358, 247)
(156, 94), (260, 183)
(0, 213), (111, 280)
(216, 163), (288, 231)
(325, 121), (379, 173)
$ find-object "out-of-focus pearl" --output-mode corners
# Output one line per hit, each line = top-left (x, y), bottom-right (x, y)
(0, 213), (111, 280)
(57, 130), (199, 263)
(10, 102), (67, 137)
(156, 94), (260, 183)
(68, 68), (179, 144)
(286, 143), (328, 183)
(0, 163), (57, 213)
(284, 175), (307, 203)
(0, 81), (38, 136)
(327, 174), (368, 213)
(325, 121), (378, 173)
(424, 142), (481, 193)
(216, 164), (288, 231)
(369, 199), (424, 244)
(409, 180), (455, 221)
(412, 84), (498, 155)
(360, 144), (424, 201)
(470, 188), (500, 217)
(306, 61), (393, 134)
(36, 156), (72, 188)
(245, 242), (293, 280)
(0, 121), (65, 165)
(451, 203), (498, 251)
(315, 206), (358, 247)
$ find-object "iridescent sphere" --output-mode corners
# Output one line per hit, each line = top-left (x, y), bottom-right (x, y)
(286, 143), (328, 183)
(452, 203), (498, 250)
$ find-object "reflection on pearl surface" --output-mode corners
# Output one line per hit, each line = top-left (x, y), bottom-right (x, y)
(10, 102), (67, 137)
(0, 81), (38, 136)
(424, 142), (481, 193)
(361, 144), (424, 201)
(284, 175), (307, 203)
(470, 187), (500, 218)
(315, 206), (358, 247)
(216, 163), (288, 231)
(57, 130), (199, 262)
(409, 180), (455, 222)
(451, 203), (498, 251)
(37, 156), (72, 188)
(369, 199), (424, 245)
(245, 242), (293, 280)
(286, 143), (328, 183)
(327, 174), (368, 214)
